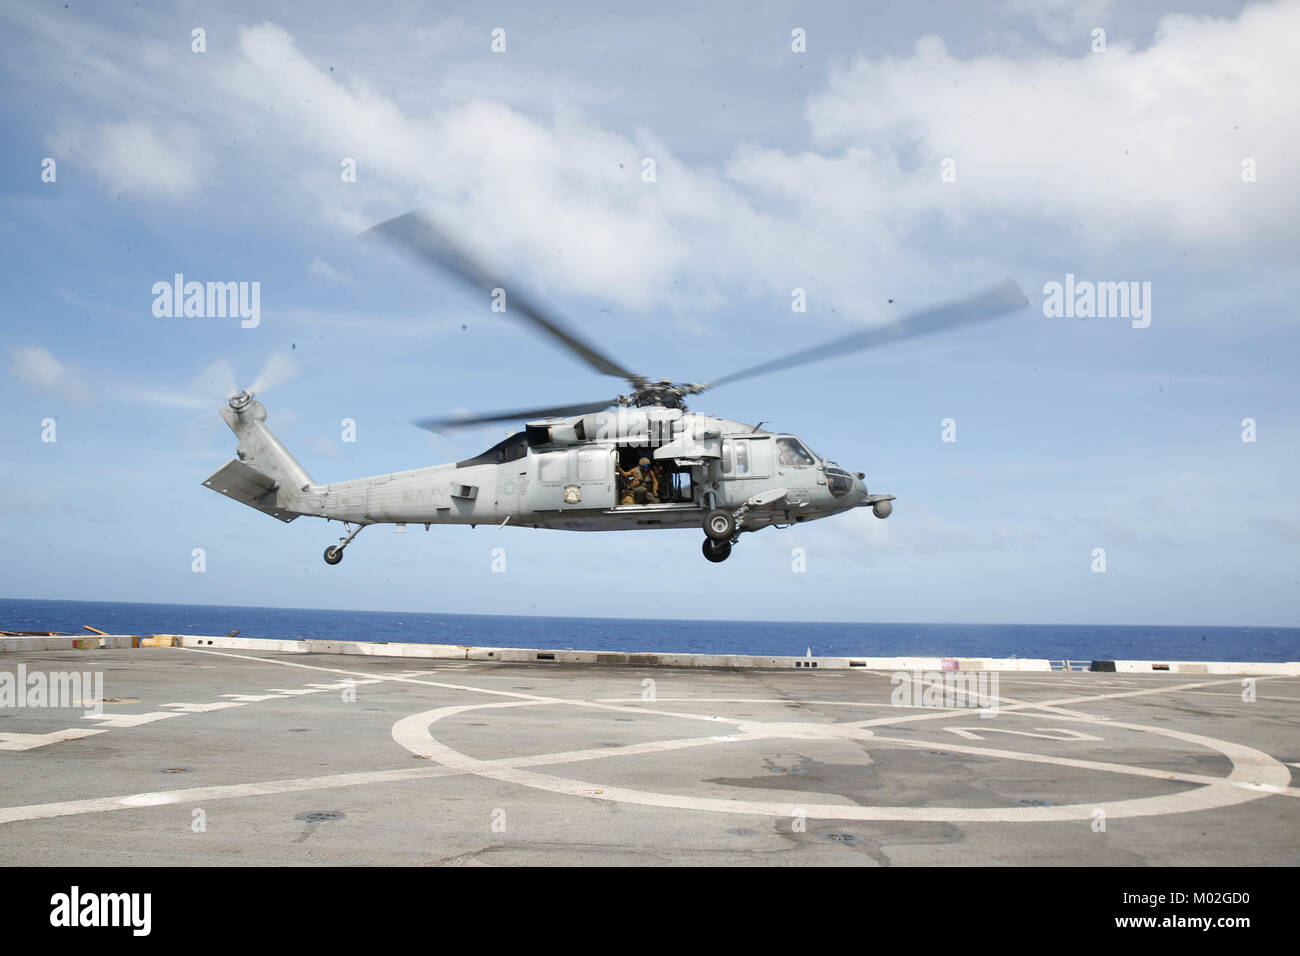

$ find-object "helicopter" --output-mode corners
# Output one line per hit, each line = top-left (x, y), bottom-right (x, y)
(202, 211), (1028, 564)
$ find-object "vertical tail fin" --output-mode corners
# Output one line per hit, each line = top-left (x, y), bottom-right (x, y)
(218, 392), (315, 492)
(203, 393), (319, 520)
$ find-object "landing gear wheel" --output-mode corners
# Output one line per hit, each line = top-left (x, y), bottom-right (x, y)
(323, 546), (343, 566)
(702, 538), (732, 563)
(704, 509), (736, 542)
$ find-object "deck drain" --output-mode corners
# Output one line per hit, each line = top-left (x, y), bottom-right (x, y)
(1014, 798), (1054, 807)
(158, 767), (191, 774)
(727, 828), (758, 837)
(823, 832), (864, 847)
(928, 751), (950, 758)
(289, 728), (310, 733)
(295, 811), (345, 823)
(771, 766), (807, 775)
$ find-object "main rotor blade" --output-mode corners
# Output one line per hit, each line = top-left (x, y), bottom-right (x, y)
(364, 210), (643, 384)
(703, 278), (1028, 391)
(414, 399), (615, 432)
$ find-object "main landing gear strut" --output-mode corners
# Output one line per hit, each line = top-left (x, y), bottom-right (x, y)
(323, 522), (368, 565)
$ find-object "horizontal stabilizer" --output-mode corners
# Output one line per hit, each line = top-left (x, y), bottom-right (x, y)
(202, 458), (300, 523)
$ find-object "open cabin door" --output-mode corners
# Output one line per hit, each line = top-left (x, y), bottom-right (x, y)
(652, 424), (722, 508)
(653, 429), (722, 462)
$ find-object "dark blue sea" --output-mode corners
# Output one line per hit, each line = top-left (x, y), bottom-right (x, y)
(1, 599), (1296, 662)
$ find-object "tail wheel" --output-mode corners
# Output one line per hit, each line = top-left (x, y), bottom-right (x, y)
(702, 538), (732, 563)
(704, 509), (735, 541)
(323, 546), (343, 566)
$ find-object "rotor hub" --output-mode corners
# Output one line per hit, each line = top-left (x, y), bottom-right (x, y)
(624, 380), (701, 409)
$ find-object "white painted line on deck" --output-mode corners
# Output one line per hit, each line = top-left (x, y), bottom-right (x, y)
(83, 712), (182, 728)
(943, 726), (1103, 742)
(391, 694), (1299, 822)
(0, 729), (107, 750)
(161, 702), (248, 713)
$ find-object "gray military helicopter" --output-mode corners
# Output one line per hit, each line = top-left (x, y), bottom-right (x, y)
(203, 211), (1027, 564)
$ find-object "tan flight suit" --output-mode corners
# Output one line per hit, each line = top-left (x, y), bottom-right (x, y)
(619, 464), (659, 504)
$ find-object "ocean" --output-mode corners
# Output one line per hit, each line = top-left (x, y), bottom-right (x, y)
(1, 598), (1296, 662)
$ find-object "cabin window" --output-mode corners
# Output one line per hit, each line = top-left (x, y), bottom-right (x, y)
(734, 441), (750, 474)
(720, 439), (732, 474)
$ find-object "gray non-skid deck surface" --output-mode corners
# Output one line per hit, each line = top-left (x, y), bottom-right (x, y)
(1, 647), (1296, 865)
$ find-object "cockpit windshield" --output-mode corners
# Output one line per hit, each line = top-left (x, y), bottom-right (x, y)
(775, 437), (816, 467)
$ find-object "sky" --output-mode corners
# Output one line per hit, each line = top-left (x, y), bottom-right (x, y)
(0, 0), (1296, 626)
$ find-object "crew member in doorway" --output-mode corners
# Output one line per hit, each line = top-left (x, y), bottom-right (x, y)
(617, 457), (660, 504)
(651, 461), (670, 502)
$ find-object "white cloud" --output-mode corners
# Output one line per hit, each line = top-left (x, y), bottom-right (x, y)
(15, 4), (1300, 326)
(206, 7), (1298, 328)
(308, 256), (354, 283)
(7, 346), (93, 404)
(796, 3), (1299, 249)
(47, 121), (204, 198)
(217, 25), (704, 309)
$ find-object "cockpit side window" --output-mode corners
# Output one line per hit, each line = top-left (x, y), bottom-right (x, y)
(826, 467), (853, 497)
(775, 437), (816, 467)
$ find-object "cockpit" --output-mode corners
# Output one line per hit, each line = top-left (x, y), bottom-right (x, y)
(775, 436), (817, 467)
(826, 467), (854, 497)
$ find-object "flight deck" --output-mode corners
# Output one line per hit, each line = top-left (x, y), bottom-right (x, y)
(1, 637), (1296, 866)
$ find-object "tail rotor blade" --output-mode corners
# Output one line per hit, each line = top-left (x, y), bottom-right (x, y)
(190, 359), (241, 402)
(247, 352), (302, 396)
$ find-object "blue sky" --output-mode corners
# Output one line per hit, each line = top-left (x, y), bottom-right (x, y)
(1, 0), (1296, 626)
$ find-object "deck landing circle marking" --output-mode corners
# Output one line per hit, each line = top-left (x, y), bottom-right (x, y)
(391, 698), (1291, 823)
